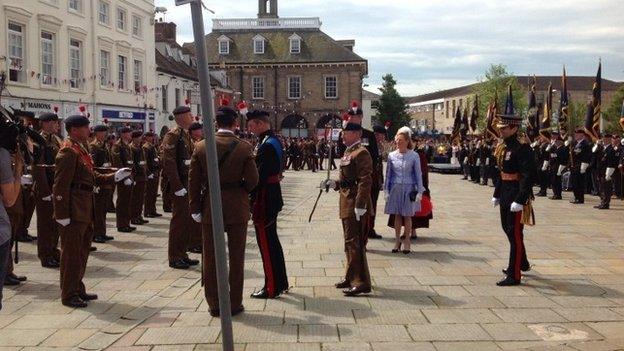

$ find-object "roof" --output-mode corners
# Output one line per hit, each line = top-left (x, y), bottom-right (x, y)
(408, 83), (478, 104)
(362, 89), (381, 100)
(184, 28), (367, 66)
(155, 50), (198, 82)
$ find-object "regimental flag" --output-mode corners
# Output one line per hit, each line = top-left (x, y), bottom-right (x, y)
(470, 95), (479, 132)
(558, 66), (570, 139)
(539, 82), (553, 139)
(584, 61), (602, 141)
(526, 76), (539, 142)
(451, 106), (462, 145)
(460, 104), (469, 140)
(485, 92), (500, 140)
(619, 100), (624, 131)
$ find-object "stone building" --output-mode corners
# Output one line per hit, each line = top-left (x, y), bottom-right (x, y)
(184, 0), (368, 138)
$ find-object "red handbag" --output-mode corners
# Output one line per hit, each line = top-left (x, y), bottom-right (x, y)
(414, 194), (432, 217)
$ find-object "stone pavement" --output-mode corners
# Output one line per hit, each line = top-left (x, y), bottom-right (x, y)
(1, 169), (624, 351)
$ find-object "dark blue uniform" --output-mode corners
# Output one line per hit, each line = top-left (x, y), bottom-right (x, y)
(570, 139), (592, 203)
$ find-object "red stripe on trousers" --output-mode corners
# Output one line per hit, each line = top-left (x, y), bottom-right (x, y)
(513, 211), (523, 281)
(255, 188), (276, 297)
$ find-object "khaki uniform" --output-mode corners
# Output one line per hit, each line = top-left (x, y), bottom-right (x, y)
(189, 131), (259, 311)
(142, 141), (160, 216)
(89, 140), (113, 237)
(161, 127), (195, 262)
(130, 142), (147, 221)
(32, 131), (62, 263)
(53, 138), (113, 302)
(111, 139), (134, 229)
(336, 142), (373, 289)
(159, 144), (172, 212)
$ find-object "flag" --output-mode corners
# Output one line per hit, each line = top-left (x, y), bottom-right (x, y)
(485, 91), (500, 140)
(460, 105), (469, 140)
(451, 106), (462, 145)
(470, 95), (479, 132)
(539, 82), (553, 139)
(619, 100), (624, 132)
(558, 66), (569, 139)
(584, 61), (601, 141)
(526, 76), (539, 142)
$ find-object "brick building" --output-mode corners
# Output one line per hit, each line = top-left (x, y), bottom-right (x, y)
(184, 0), (368, 138)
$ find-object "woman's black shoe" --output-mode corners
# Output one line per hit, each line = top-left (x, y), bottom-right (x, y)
(391, 249), (399, 253)
(402, 250), (411, 255)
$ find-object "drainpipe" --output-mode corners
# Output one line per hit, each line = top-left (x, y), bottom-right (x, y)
(90, 0), (98, 123)
(274, 65), (278, 131)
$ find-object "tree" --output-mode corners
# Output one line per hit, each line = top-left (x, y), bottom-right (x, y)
(372, 74), (411, 137)
(472, 64), (527, 132)
(603, 85), (624, 133)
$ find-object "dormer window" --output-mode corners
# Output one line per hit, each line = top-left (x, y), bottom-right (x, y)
(218, 35), (230, 55)
(289, 34), (301, 54)
(253, 35), (265, 54)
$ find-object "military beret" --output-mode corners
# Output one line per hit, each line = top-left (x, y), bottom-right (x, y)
(189, 122), (203, 131)
(172, 105), (191, 116)
(93, 124), (108, 132)
(39, 112), (59, 122)
(216, 107), (238, 125)
(131, 130), (143, 138)
(246, 110), (270, 121)
(64, 115), (90, 129)
(144, 131), (155, 137)
(13, 109), (35, 119)
(373, 125), (387, 134)
(119, 126), (132, 134)
(343, 122), (362, 131)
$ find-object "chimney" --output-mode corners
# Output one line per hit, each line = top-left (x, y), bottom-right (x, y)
(337, 40), (355, 52)
(155, 22), (177, 42)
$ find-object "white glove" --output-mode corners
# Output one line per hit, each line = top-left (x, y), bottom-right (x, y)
(93, 186), (100, 194)
(191, 213), (202, 223)
(542, 160), (549, 171)
(491, 197), (499, 207)
(476, 159), (481, 166)
(320, 179), (336, 189)
(175, 188), (187, 197)
(148, 174), (155, 179)
(42, 195), (52, 202)
(592, 144), (599, 153)
(606, 167), (615, 181)
(354, 208), (367, 221)
(115, 167), (132, 182)
(557, 165), (566, 176)
(20, 174), (33, 185)
(416, 192), (423, 202)
(565, 140), (570, 147)
(621, 138), (624, 146)
(123, 178), (133, 186)
(510, 202), (523, 212)
(580, 162), (589, 174)
(463, 158), (468, 165)
(56, 218), (70, 227)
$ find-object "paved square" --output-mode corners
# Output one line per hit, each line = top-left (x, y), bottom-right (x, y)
(1, 170), (624, 350)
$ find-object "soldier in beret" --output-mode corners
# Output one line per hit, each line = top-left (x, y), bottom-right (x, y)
(142, 132), (162, 218)
(570, 128), (592, 204)
(596, 134), (619, 210)
(111, 127), (136, 232)
(161, 106), (199, 269)
(548, 131), (567, 200)
(189, 122), (204, 143)
(130, 130), (149, 225)
(53, 115), (131, 307)
(186, 123), (204, 254)
(90, 125), (115, 243)
(32, 112), (63, 268)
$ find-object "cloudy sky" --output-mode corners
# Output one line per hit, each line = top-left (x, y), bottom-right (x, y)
(155, 0), (624, 97)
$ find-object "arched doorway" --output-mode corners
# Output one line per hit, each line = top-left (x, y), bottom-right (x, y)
(281, 114), (308, 138)
(316, 113), (342, 141)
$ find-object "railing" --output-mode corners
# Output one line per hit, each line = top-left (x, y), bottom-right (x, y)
(212, 17), (322, 30)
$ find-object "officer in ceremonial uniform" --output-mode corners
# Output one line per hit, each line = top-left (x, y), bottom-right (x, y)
(32, 111), (63, 268)
(90, 124), (115, 243)
(246, 109), (289, 299)
(595, 134), (619, 209)
(53, 115), (131, 307)
(161, 106), (199, 269)
(142, 132), (161, 218)
(325, 122), (373, 296)
(111, 127), (136, 232)
(130, 130), (148, 225)
(189, 106), (258, 317)
(570, 128), (592, 204)
(491, 86), (536, 286)
(548, 131), (567, 200)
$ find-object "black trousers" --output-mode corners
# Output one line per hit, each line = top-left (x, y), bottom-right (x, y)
(614, 170), (623, 198)
(499, 205), (529, 281)
(551, 171), (562, 198)
(600, 178), (613, 206)
(538, 169), (549, 194)
(0, 240), (10, 311)
(254, 215), (289, 297)
(570, 170), (586, 202)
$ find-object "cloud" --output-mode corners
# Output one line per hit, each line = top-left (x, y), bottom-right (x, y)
(156, 0), (624, 96)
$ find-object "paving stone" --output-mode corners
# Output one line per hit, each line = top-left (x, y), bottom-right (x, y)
(136, 326), (221, 345)
(585, 321), (624, 339)
(407, 324), (491, 341)
(299, 324), (339, 342)
(491, 308), (567, 323)
(41, 328), (98, 347)
(422, 309), (501, 324)
(229, 325), (298, 343)
(433, 341), (502, 351)
(553, 308), (624, 322)
(338, 324), (411, 342)
(0, 329), (57, 346)
(353, 309), (427, 324)
(371, 342), (435, 351)
(482, 323), (542, 341)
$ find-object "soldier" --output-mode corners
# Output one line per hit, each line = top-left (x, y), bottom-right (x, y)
(142, 132), (161, 218)
(111, 127), (136, 232)
(491, 87), (536, 286)
(570, 128), (592, 204)
(189, 106), (259, 317)
(371, 125), (387, 239)
(32, 112), (62, 268)
(324, 122), (373, 296)
(130, 130), (148, 225)
(90, 124), (115, 243)
(536, 134), (551, 197)
(548, 131), (567, 200)
(189, 122), (203, 142)
(590, 136), (605, 196)
(595, 134), (618, 209)
(246, 110), (289, 299)
(53, 115), (131, 307)
(106, 133), (117, 213)
(161, 106), (199, 269)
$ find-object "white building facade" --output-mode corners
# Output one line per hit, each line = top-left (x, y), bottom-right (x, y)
(0, 0), (157, 131)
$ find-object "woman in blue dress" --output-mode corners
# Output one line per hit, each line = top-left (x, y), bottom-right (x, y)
(384, 127), (425, 254)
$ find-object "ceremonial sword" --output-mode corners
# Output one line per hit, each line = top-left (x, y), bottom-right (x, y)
(308, 124), (333, 222)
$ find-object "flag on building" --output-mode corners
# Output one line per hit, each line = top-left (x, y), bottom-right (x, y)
(584, 61), (601, 141)
(558, 66), (569, 139)
(526, 76), (539, 142)
(539, 82), (553, 139)
(470, 95), (479, 132)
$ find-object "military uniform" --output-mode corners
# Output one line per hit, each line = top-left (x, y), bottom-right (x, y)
(596, 137), (620, 209)
(130, 132), (148, 225)
(536, 141), (550, 196)
(570, 132), (592, 204)
(111, 132), (135, 231)
(549, 138), (568, 200)
(32, 115), (63, 267)
(89, 126), (114, 243)
(142, 137), (161, 217)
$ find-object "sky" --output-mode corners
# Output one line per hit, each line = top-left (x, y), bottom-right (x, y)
(155, 0), (624, 97)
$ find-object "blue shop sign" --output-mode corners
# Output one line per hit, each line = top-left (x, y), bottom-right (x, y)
(102, 109), (146, 120)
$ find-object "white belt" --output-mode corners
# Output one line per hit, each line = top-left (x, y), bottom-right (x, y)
(154, 158), (159, 162)
(184, 160), (191, 166)
(103, 163), (111, 167)
(127, 161), (134, 165)
(139, 161), (146, 165)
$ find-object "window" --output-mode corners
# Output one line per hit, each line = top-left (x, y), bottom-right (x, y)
(219, 40), (229, 54)
(118, 55), (127, 90)
(69, 39), (82, 89)
(69, 0), (81, 12)
(175, 88), (180, 107)
(8, 22), (25, 83)
(98, 1), (109, 25)
(325, 76), (337, 99)
(254, 38), (264, 54)
(117, 8), (126, 31)
(41, 32), (54, 85)
(290, 38), (301, 54)
(132, 15), (142, 36)
(100, 50), (109, 87)
(133, 60), (142, 93)
(252, 76), (264, 99)
(288, 76), (301, 99)
(161, 85), (168, 111)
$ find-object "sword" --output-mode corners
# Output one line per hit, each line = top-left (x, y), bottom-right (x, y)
(308, 124), (333, 222)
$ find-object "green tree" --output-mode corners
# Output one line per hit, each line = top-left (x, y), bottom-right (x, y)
(372, 74), (411, 137)
(567, 101), (587, 133)
(603, 85), (624, 133)
(472, 64), (527, 132)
